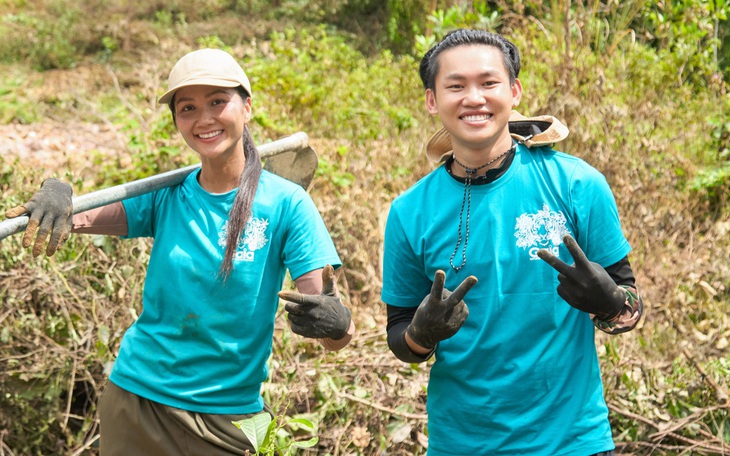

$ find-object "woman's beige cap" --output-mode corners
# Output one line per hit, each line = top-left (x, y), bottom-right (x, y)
(157, 48), (252, 105)
(425, 110), (570, 162)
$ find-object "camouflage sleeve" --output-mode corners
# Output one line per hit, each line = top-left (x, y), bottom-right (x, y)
(592, 285), (643, 335)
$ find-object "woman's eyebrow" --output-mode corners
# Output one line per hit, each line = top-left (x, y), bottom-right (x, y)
(175, 88), (232, 105)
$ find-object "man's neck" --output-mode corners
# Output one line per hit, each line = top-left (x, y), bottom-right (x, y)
(450, 142), (515, 178)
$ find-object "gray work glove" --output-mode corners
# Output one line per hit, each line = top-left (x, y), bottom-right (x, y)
(5, 178), (73, 257)
(278, 264), (352, 340)
(406, 270), (478, 350)
(537, 235), (625, 320)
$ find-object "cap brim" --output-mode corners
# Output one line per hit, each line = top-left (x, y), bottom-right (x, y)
(508, 111), (570, 147)
(157, 78), (243, 105)
(425, 127), (453, 163)
(508, 110), (530, 122)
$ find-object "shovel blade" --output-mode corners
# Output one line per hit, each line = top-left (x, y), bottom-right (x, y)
(263, 146), (318, 190)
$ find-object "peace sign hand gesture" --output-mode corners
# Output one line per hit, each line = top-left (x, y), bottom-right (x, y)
(537, 235), (625, 320)
(406, 270), (478, 350)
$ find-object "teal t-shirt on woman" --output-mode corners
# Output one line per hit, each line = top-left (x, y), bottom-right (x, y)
(382, 144), (630, 456)
(111, 169), (340, 414)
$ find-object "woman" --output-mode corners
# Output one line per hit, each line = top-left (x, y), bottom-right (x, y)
(5, 48), (354, 455)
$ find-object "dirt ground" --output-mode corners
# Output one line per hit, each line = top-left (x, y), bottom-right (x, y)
(1, 121), (123, 176)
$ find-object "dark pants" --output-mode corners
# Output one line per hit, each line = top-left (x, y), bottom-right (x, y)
(99, 382), (268, 456)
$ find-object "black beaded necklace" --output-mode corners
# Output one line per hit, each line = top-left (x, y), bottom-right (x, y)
(449, 143), (517, 272)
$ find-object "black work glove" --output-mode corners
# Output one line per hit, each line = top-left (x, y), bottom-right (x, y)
(278, 264), (352, 340)
(537, 235), (625, 320)
(406, 270), (478, 350)
(5, 178), (73, 257)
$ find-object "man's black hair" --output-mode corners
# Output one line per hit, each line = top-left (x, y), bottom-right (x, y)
(419, 29), (521, 91)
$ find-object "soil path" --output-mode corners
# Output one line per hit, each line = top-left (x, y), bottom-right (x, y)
(1, 121), (123, 174)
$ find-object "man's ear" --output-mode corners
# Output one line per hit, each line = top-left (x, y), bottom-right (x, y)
(425, 89), (438, 115)
(511, 78), (523, 107)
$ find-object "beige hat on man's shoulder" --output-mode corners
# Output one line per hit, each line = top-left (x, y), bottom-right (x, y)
(425, 110), (570, 162)
(158, 48), (252, 105)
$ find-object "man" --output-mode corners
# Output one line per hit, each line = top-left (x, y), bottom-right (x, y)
(382, 29), (643, 455)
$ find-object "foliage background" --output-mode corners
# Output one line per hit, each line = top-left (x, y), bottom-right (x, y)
(0, 0), (729, 454)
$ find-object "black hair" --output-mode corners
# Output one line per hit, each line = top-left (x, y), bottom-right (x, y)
(169, 86), (262, 281)
(418, 29), (521, 91)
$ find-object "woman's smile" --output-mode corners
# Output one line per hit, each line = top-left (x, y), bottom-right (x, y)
(197, 130), (224, 140)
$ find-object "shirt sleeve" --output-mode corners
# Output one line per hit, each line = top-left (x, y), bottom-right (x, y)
(382, 203), (436, 362)
(121, 191), (157, 239)
(381, 202), (431, 307)
(569, 162), (631, 268)
(281, 188), (341, 280)
(567, 162), (641, 334)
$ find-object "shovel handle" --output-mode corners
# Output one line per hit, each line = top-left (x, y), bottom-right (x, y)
(0, 132), (310, 241)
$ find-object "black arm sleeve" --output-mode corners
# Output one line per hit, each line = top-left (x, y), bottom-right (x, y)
(386, 305), (433, 364)
(605, 256), (635, 287)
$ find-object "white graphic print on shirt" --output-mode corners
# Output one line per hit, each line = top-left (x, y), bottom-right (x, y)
(514, 204), (571, 260)
(218, 216), (270, 262)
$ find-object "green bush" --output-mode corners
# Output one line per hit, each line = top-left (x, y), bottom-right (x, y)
(0, 75), (41, 123)
(248, 26), (423, 143)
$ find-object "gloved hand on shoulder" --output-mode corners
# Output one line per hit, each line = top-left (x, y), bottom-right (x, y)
(5, 178), (73, 257)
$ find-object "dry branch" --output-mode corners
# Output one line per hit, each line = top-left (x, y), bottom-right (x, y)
(609, 402), (730, 455)
(682, 347), (730, 404)
(338, 392), (427, 421)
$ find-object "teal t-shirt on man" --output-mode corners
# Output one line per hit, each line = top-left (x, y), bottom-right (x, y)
(111, 169), (340, 414)
(382, 144), (630, 455)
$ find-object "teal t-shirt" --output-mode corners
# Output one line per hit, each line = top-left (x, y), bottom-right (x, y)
(382, 144), (630, 456)
(111, 169), (340, 414)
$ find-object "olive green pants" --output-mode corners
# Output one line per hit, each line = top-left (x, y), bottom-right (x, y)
(99, 382), (268, 456)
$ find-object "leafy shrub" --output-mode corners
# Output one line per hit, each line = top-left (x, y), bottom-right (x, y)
(0, 75), (41, 123)
(248, 26), (423, 143)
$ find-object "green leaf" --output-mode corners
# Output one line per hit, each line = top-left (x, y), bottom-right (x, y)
(97, 325), (111, 345)
(292, 436), (319, 448)
(287, 417), (316, 432)
(232, 413), (273, 451)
